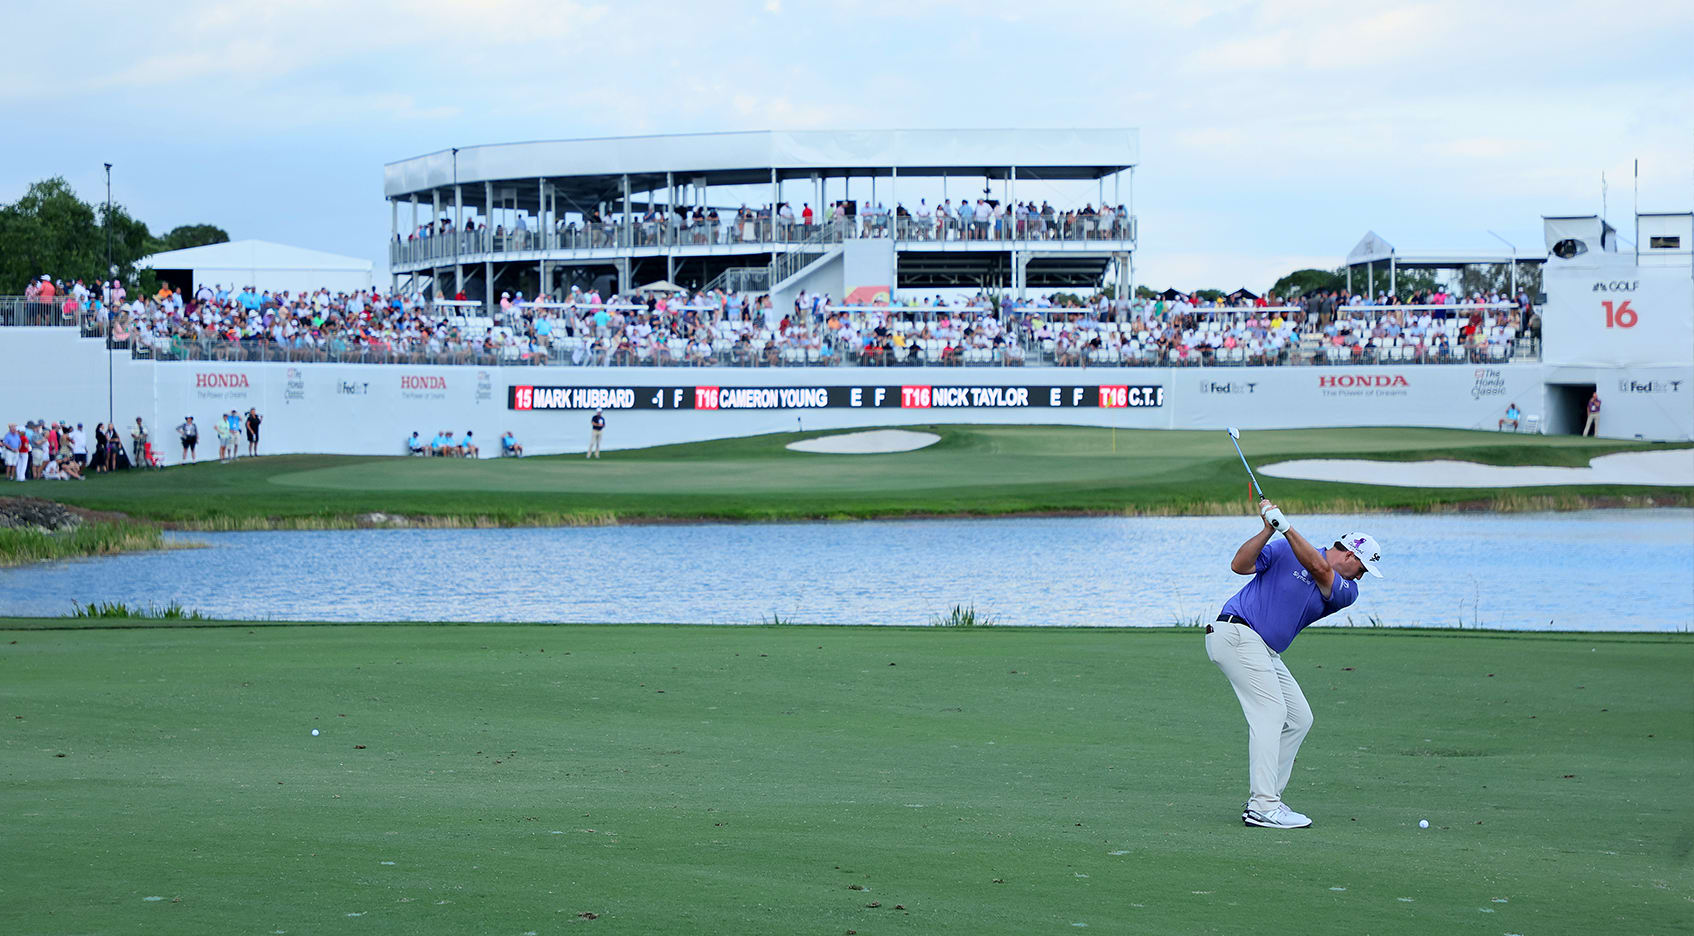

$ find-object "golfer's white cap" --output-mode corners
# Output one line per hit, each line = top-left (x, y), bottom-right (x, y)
(1337, 532), (1383, 578)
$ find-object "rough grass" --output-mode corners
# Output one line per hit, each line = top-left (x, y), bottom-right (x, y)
(0, 520), (188, 567)
(7, 426), (1689, 529)
(1, 622), (1688, 935)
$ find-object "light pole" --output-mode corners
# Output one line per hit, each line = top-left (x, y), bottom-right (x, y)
(1487, 229), (1518, 299)
(104, 162), (114, 430)
(452, 147), (459, 300)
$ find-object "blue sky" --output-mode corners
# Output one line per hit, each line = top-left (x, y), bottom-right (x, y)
(3, 0), (1689, 291)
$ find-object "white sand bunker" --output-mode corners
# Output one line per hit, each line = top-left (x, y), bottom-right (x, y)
(786, 429), (941, 454)
(1261, 448), (1694, 488)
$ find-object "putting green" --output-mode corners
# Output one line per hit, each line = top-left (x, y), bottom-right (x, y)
(17, 426), (1690, 526)
(3, 622), (1688, 934)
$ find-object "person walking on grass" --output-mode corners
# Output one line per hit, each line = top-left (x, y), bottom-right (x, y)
(1206, 490), (1382, 830)
(587, 408), (604, 459)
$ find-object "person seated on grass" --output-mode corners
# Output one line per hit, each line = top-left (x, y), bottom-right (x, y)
(55, 451), (84, 480)
(407, 431), (425, 455)
(501, 431), (523, 457)
(1498, 402), (1522, 432)
(460, 431), (479, 459)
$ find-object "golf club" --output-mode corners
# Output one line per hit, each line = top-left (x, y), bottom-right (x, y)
(1225, 427), (1285, 532)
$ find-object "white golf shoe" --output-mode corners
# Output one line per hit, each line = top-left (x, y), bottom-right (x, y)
(1243, 804), (1312, 829)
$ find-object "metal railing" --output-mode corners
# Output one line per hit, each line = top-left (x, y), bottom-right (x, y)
(5, 297), (1538, 369)
(1, 296), (88, 327)
(391, 209), (1139, 267)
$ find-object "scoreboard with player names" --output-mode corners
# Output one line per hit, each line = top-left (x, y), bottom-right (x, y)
(508, 384), (1165, 411)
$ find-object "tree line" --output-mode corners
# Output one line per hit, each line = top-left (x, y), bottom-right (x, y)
(0, 177), (228, 294)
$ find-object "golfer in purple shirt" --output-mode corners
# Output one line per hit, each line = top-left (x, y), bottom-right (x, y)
(1206, 496), (1383, 829)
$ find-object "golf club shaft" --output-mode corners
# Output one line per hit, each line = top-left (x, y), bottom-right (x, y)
(1228, 435), (1267, 501)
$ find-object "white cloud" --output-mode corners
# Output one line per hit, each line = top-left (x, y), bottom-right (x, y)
(3, 0), (1688, 287)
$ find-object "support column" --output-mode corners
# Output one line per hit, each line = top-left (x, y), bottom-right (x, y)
(890, 167), (898, 240)
(454, 184), (464, 295)
(1389, 254), (1397, 299)
(389, 199), (398, 292)
(485, 181), (496, 312)
(429, 190), (440, 288)
(1117, 252), (1129, 313)
(1009, 166), (1017, 241)
(621, 174), (631, 251)
(770, 167), (778, 271)
(665, 172), (676, 282)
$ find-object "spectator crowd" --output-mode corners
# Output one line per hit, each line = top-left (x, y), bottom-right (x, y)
(399, 199), (1133, 254)
(12, 268), (1537, 371)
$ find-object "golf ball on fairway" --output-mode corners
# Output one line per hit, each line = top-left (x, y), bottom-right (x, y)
(1418, 819), (1429, 829)
(311, 729), (320, 737)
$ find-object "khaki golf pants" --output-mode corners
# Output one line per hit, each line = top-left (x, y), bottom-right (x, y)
(1205, 621), (1313, 812)
(587, 428), (602, 458)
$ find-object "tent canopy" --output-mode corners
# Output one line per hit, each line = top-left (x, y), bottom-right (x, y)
(1226, 287), (1260, 302)
(137, 239), (374, 295)
(635, 280), (687, 294)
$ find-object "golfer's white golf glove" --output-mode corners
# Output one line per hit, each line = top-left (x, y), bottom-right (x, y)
(1260, 502), (1288, 533)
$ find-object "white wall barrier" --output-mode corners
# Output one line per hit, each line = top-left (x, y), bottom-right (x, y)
(3, 328), (1689, 464)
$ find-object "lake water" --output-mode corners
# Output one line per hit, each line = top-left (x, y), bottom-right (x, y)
(4, 510), (1690, 631)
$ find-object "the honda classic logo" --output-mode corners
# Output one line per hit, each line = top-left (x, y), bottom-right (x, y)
(1318, 374), (1409, 389)
(195, 373), (249, 388)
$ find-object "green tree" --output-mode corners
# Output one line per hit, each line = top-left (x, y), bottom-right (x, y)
(1269, 267), (1343, 299)
(0, 178), (101, 292)
(157, 224), (230, 252)
(1193, 288), (1225, 302)
(0, 177), (158, 292)
(1455, 262), (1541, 299)
(1133, 285), (1157, 299)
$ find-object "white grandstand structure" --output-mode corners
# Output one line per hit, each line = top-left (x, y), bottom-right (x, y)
(383, 129), (1138, 312)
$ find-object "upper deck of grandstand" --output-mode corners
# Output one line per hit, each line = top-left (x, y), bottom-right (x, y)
(383, 129), (1141, 303)
(384, 129), (1138, 210)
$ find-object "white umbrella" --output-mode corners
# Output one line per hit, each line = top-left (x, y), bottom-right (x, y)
(635, 280), (687, 294)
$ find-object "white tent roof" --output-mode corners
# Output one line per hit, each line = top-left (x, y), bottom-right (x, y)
(138, 239), (372, 274)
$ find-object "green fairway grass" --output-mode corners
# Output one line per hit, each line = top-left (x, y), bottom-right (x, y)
(2, 622), (1689, 935)
(11, 426), (1690, 529)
